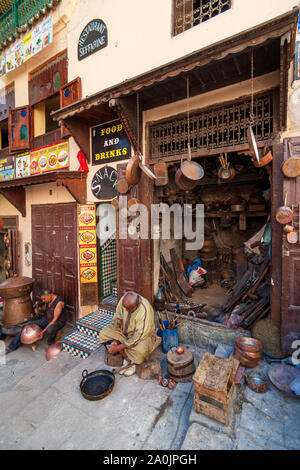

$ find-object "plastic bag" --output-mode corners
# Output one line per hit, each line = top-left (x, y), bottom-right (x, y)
(188, 266), (207, 286)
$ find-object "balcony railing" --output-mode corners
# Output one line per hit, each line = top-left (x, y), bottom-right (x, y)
(0, 0), (60, 50)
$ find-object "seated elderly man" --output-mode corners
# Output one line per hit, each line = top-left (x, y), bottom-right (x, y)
(99, 291), (161, 376)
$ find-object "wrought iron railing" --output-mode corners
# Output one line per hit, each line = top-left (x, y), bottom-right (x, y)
(0, 0), (60, 50)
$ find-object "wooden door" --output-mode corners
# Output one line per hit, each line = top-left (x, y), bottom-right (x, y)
(281, 137), (300, 351)
(117, 163), (140, 299)
(116, 162), (153, 302)
(32, 203), (78, 323)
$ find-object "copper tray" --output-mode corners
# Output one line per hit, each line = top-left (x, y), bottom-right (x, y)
(268, 364), (300, 399)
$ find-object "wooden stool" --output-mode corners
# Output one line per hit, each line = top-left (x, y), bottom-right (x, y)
(104, 348), (123, 367)
(167, 347), (195, 383)
(193, 352), (239, 426)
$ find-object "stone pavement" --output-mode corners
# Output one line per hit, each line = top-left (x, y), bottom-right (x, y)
(0, 335), (299, 451)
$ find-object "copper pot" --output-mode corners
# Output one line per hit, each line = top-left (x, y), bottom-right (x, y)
(46, 342), (63, 360)
(175, 168), (198, 191)
(0, 276), (34, 326)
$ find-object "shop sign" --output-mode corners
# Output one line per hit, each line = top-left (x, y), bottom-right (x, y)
(30, 141), (69, 175)
(15, 152), (30, 178)
(91, 120), (131, 166)
(0, 155), (15, 181)
(78, 19), (107, 61)
(91, 166), (117, 200)
(78, 205), (98, 284)
(0, 16), (52, 77)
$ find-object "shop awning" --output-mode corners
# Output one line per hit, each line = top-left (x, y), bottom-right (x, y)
(0, 171), (87, 217)
(52, 9), (298, 160)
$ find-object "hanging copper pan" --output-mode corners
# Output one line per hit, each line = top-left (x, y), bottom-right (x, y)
(154, 161), (168, 186)
(139, 161), (156, 180)
(180, 143), (204, 181)
(174, 169), (198, 190)
(125, 155), (141, 186)
(275, 193), (293, 225)
(117, 178), (130, 194)
(247, 126), (260, 163)
(252, 149), (273, 168)
(287, 205), (298, 244)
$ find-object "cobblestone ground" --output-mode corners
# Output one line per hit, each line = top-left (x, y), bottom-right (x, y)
(0, 335), (299, 451)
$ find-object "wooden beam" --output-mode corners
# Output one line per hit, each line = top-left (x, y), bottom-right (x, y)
(271, 143), (283, 322)
(56, 175), (87, 205)
(109, 96), (141, 154)
(0, 187), (26, 217)
(60, 117), (91, 162)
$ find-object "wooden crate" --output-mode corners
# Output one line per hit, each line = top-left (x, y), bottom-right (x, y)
(193, 352), (239, 426)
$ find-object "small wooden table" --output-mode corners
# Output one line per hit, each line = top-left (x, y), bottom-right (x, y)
(193, 352), (239, 426)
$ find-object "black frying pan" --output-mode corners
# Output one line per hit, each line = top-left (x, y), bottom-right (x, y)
(80, 364), (133, 401)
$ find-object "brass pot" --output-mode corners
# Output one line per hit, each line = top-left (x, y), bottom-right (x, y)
(199, 237), (215, 253)
(0, 276), (34, 326)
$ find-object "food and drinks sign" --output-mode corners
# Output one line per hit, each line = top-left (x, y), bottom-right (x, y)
(78, 205), (98, 284)
(0, 16), (52, 77)
(91, 119), (131, 165)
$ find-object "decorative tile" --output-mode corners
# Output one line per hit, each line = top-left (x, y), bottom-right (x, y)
(62, 344), (90, 359)
(77, 310), (114, 332)
(62, 330), (101, 357)
(100, 236), (117, 299)
(62, 309), (114, 359)
(101, 295), (118, 307)
(112, 285), (118, 299)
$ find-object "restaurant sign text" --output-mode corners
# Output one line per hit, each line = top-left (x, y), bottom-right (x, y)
(78, 19), (107, 61)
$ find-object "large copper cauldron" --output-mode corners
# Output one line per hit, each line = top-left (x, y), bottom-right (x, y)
(0, 276), (34, 327)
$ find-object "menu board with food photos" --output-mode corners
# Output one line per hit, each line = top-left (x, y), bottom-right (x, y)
(30, 141), (69, 175)
(15, 152), (30, 178)
(0, 16), (52, 77)
(78, 205), (98, 284)
(0, 155), (15, 181)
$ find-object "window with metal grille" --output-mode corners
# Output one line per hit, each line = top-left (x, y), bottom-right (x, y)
(173, 0), (232, 36)
(149, 93), (274, 160)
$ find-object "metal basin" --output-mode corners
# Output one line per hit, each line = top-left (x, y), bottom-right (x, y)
(20, 324), (42, 344)
(245, 371), (268, 393)
(235, 337), (263, 353)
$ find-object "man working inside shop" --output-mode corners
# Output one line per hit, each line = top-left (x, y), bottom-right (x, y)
(99, 291), (161, 376)
(6, 288), (67, 353)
